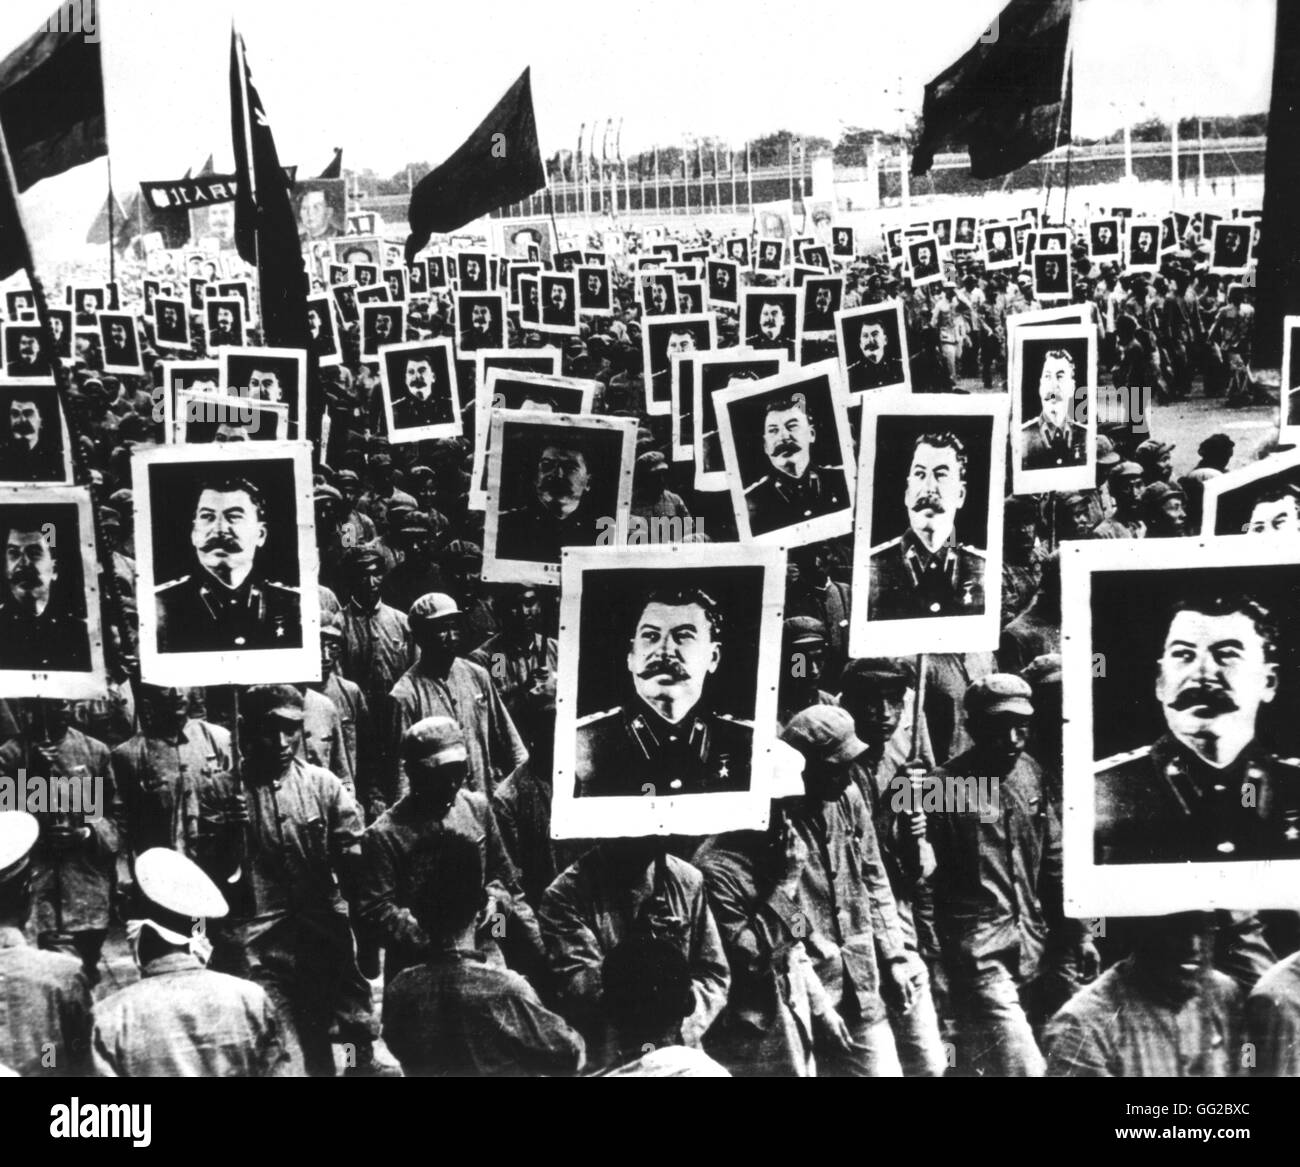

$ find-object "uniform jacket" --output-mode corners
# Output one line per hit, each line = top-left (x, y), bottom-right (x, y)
(155, 571), (301, 653)
(867, 529), (986, 621)
(0, 927), (92, 1077)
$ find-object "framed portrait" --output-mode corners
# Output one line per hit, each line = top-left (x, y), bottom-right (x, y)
(637, 270), (678, 317)
(335, 235), (381, 269)
(0, 485), (106, 698)
(96, 312), (144, 375)
(693, 349), (788, 492)
(1062, 538), (1300, 915)
(715, 360), (855, 547)
(204, 298), (245, 350)
(538, 272), (580, 334)
(1210, 221), (1253, 276)
(219, 347), (307, 437)
(47, 309), (73, 366)
(1200, 447), (1300, 537)
(835, 300), (909, 396)
(1010, 323), (1098, 495)
(360, 303), (406, 359)
(740, 289), (801, 362)
(706, 259), (740, 308)
(508, 261), (541, 308)
(518, 277), (540, 327)
(642, 312), (717, 418)
(455, 292), (506, 353)
(456, 250), (490, 292)
(305, 294), (341, 367)
(1032, 249), (1073, 303)
(426, 254), (450, 291)
(981, 223), (1017, 270)
(2, 324), (54, 381)
(173, 390), (289, 445)
(906, 235), (943, 287)
(0, 384), (74, 484)
(1088, 218), (1121, 261)
(551, 542), (783, 838)
(133, 440), (321, 686)
(849, 394), (1006, 657)
(831, 225), (855, 259)
(1126, 220), (1161, 273)
(800, 276), (844, 340)
(724, 236), (752, 269)
(483, 410), (636, 587)
(755, 238), (785, 273)
(379, 338), (462, 443)
(152, 297), (191, 352)
(575, 265), (613, 315)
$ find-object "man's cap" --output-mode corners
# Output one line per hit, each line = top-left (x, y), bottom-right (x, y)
(1109, 460), (1144, 481)
(402, 716), (469, 767)
(1094, 434), (1120, 467)
(334, 469), (359, 485)
(0, 812), (39, 885)
(839, 657), (910, 691)
(1135, 438), (1174, 463)
(444, 539), (482, 563)
(242, 684), (305, 722)
(409, 592), (460, 624)
(341, 543), (386, 572)
(1020, 653), (1062, 689)
(780, 705), (868, 766)
(964, 674), (1034, 719)
(783, 616), (828, 645)
(636, 450), (669, 474)
(1004, 495), (1038, 523)
(1142, 481), (1185, 511)
(314, 483), (342, 503)
(1198, 433), (1235, 459)
(135, 847), (229, 921)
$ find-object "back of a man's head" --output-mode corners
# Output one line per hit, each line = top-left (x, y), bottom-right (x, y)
(411, 831), (483, 942)
(602, 936), (693, 1047)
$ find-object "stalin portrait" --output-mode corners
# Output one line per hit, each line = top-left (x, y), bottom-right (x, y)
(743, 391), (848, 537)
(1094, 593), (1300, 865)
(867, 430), (985, 620)
(574, 586), (753, 798)
(155, 475), (302, 653)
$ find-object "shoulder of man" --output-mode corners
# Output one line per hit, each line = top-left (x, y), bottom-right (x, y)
(868, 535), (904, 558)
(743, 474), (775, 497)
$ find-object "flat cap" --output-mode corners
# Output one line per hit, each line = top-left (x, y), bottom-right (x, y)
(409, 592), (460, 624)
(314, 483), (342, 503)
(242, 684), (305, 722)
(1198, 433), (1235, 458)
(1142, 480), (1185, 511)
(1020, 653), (1062, 688)
(1109, 460), (1144, 481)
(444, 539), (482, 562)
(0, 812), (39, 885)
(781, 705), (868, 766)
(1094, 434), (1120, 467)
(341, 543), (385, 571)
(964, 674), (1034, 718)
(839, 656), (910, 692)
(783, 616), (828, 645)
(1135, 439), (1175, 462)
(402, 716), (468, 767)
(135, 847), (229, 921)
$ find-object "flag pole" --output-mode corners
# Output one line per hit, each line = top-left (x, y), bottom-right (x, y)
(0, 118), (129, 678)
(235, 29), (262, 276)
(1048, 0), (1078, 223)
(105, 156), (116, 284)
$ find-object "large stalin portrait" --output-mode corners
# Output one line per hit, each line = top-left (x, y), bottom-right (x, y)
(155, 475), (302, 653)
(574, 586), (753, 798)
(867, 430), (985, 620)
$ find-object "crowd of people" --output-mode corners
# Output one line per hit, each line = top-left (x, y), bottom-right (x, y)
(1, 200), (1298, 1079)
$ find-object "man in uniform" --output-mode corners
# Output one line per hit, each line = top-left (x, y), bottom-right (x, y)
(1094, 593), (1300, 864)
(155, 475), (302, 653)
(458, 300), (501, 351)
(0, 512), (91, 671)
(744, 392), (848, 537)
(846, 315), (905, 393)
(3, 395), (61, 482)
(390, 353), (452, 430)
(867, 431), (986, 620)
(1021, 349), (1088, 470)
(495, 439), (604, 563)
(0, 811), (92, 1077)
(746, 297), (791, 354)
(90, 848), (292, 1076)
(6, 330), (50, 378)
(575, 586), (753, 798)
(207, 304), (240, 348)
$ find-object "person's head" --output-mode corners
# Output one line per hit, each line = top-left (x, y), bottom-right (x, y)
(549, 281), (568, 311)
(1246, 484), (1300, 536)
(343, 545), (385, 607)
(1108, 461), (1145, 510)
(1197, 433), (1235, 472)
(991, 229), (1008, 252)
(409, 592), (463, 665)
(781, 616), (827, 698)
(7, 398), (41, 449)
(716, 266), (730, 289)
(904, 431), (967, 547)
(470, 303), (492, 334)
(242, 685), (304, 770)
(649, 279), (668, 313)
(0, 811), (39, 927)
(213, 420), (251, 442)
(139, 684), (191, 736)
(1003, 496), (1039, 561)
(300, 189), (329, 236)
(1037, 349), (1075, 426)
(586, 272), (602, 296)
(160, 304), (179, 331)
(813, 286), (833, 315)
(1126, 912), (1218, 1002)
(1155, 594), (1277, 768)
(404, 356), (435, 400)
(15, 333), (39, 363)
(465, 257), (481, 283)
(858, 319), (887, 363)
(499, 585), (542, 637)
(665, 329), (696, 357)
(1135, 439), (1174, 484)
(402, 716), (469, 818)
(246, 367), (283, 403)
(410, 829), (483, 946)
(373, 311), (395, 341)
(601, 936), (695, 1052)
(190, 477), (267, 589)
(1141, 481), (1187, 537)
(534, 441), (591, 518)
(762, 393), (815, 479)
(1137, 229), (1153, 254)
(109, 321), (128, 349)
(781, 705), (868, 802)
(963, 675), (1034, 770)
(915, 244), (932, 268)
(48, 315), (64, 341)
(837, 658), (910, 749)
(758, 300), (785, 340)
(5, 520), (57, 610)
(307, 306), (324, 338)
(215, 306), (234, 333)
(1097, 224), (1112, 247)
(627, 586), (722, 723)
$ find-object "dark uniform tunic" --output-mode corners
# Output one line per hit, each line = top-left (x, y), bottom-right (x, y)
(573, 701), (753, 798)
(1020, 416), (1088, 470)
(494, 497), (603, 565)
(1094, 734), (1300, 865)
(866, 529), (986, 620)
(155, 571), (302, 653)
(391, 392), (453, 431)
(744, 463), (848, 537)
(0, 600), (90, 672)
(846, 353), (905, 392)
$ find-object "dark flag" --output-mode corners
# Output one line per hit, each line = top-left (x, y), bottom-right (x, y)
(405, 67), (545, 264)
(197, 153), (215, 176)
(230, 28), (308, 351)
(319, 148), (343, 179)
(912, 0), (1073, 179)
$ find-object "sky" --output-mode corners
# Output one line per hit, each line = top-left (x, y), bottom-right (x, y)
(0, 0), (1276, 255)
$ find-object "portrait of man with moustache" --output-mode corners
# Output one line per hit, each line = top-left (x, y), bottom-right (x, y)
(743, 391), (848, 537)
(1, 389), (63, 483)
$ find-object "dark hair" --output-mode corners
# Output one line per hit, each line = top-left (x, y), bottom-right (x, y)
(762, 393), (808, 419)
(194, 476), (265, 521)
(1250, 483), (1300, 512)
(633, 585), (723, 643)
(410, 832), (483, 940)
(1164, 594), (1278, 664)
(1041, 348), (1076, 373)
(601, 936), (694, 1039)
(911, 431), (968, 482)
